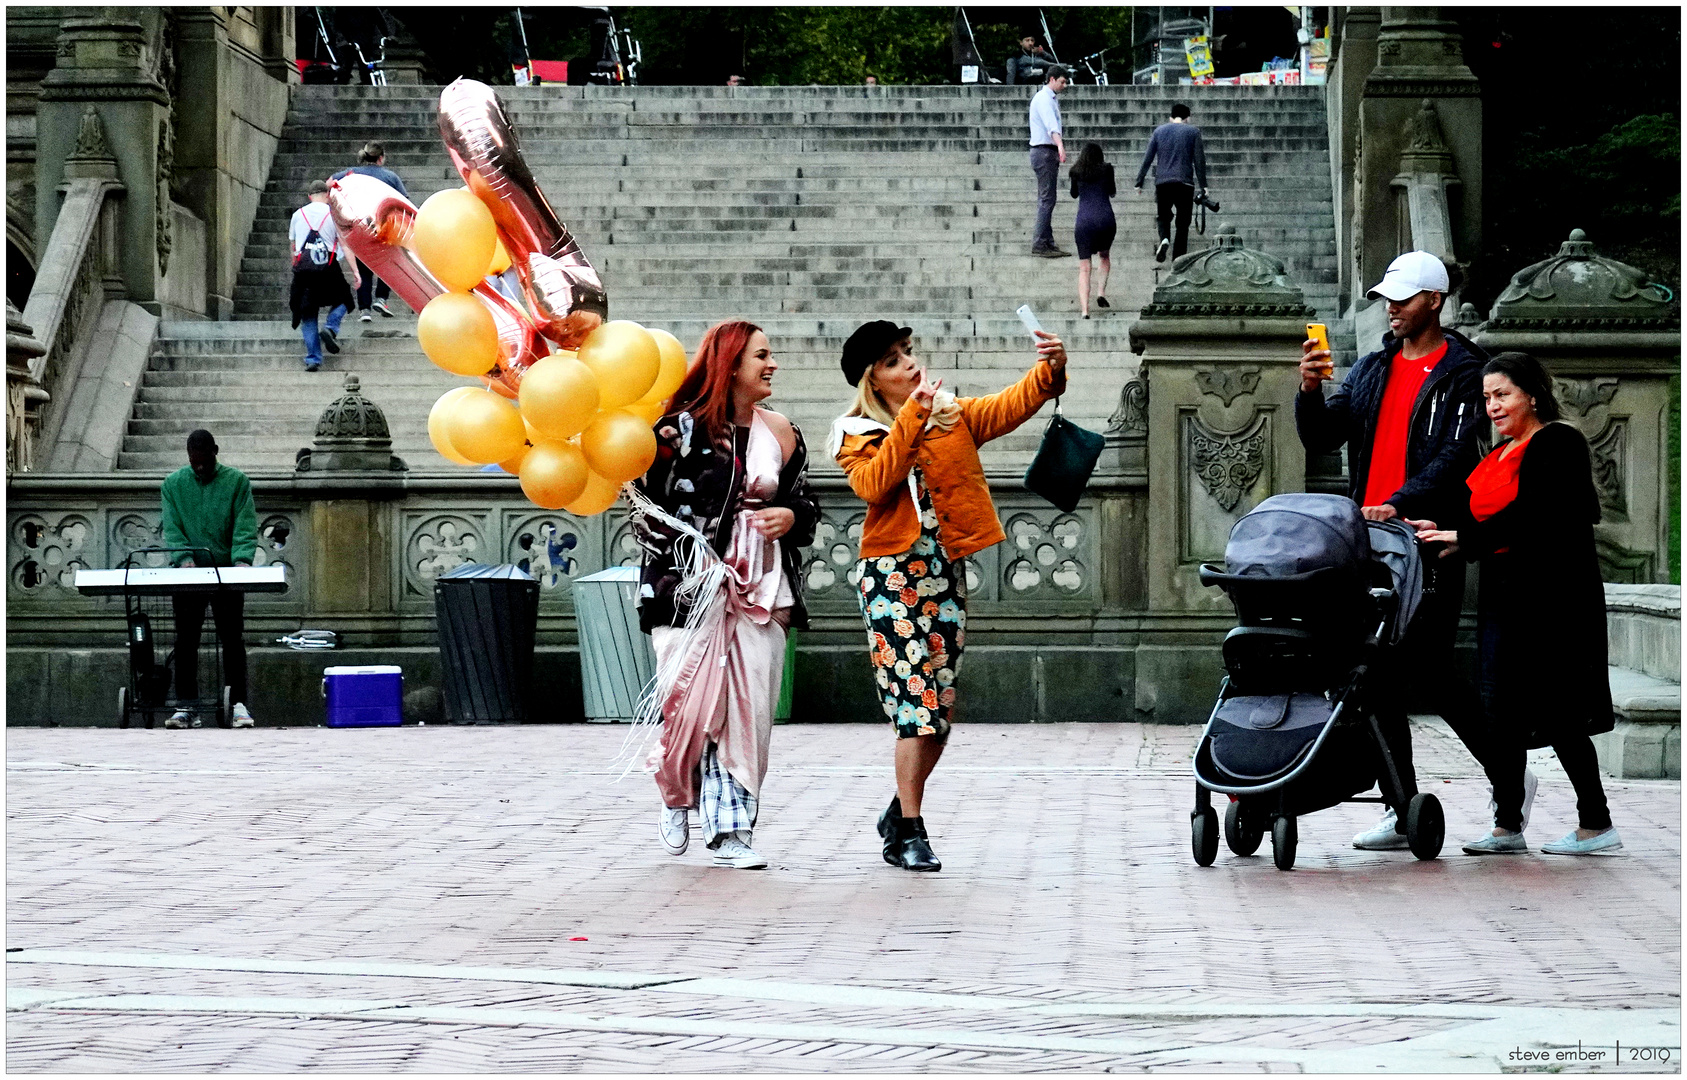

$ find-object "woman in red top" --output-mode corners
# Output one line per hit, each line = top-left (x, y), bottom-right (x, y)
(1412, 353), (1619, 856)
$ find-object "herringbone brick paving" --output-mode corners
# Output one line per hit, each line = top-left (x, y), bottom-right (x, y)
(7, 721), (1679, 1071)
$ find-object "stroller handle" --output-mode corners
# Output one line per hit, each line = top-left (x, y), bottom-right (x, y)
(1197, 563), (1346, 590)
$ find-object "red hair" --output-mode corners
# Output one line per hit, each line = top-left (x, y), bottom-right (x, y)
(668, 319), (762, 442)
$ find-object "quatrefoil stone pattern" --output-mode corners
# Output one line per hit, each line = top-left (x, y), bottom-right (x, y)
(1001, 512), (1088, 596)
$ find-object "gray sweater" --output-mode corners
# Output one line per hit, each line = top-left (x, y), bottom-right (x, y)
(1134, 122), (1207, 189)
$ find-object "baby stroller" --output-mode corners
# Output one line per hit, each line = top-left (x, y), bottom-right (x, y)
(1189, 494), (1445, 870)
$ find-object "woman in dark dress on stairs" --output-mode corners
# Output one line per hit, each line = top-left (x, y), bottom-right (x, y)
(1069, 142), (1116, 319)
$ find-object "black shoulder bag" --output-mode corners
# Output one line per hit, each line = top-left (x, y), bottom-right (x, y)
(1022, 397), (1105, 514)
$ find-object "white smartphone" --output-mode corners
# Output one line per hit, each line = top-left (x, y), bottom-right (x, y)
(1015, 304), (1043, 340)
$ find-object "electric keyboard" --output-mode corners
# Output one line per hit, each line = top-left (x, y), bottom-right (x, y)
(74, 565), (289, 596)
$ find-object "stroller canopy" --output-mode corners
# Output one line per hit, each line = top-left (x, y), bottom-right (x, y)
(1225, 494), (1370, 577)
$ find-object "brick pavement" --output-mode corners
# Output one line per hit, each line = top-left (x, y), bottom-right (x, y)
(6, 721), (1680, 1072)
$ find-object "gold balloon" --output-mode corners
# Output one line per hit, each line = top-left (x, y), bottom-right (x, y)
(428, 386), (480, 465)
(576, 320), (660, 408)
(412, 187), (498, 291)
(638, 328), (689, 407)
(498, 440), (531, 477)
(488, 235), (512, 277)
(519, 440), (590, 509)
(627, 398), (669, 424)
(564, 468), (622, 516)
(518, 352), (601, 440)
(579, 408), (659, 484)
(446, 389), (526, 464)
(417, 291), (499, 376)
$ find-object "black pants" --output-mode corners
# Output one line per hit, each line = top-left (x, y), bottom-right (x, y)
(173, 590), (248, 707)
(1155, 182), (1195, 258)
(355, 259), (390, 310)
(1374, 559), (1498, 822)
(1478, 617), (1612, 833)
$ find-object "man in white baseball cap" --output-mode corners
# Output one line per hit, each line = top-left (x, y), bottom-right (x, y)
(1295, 250), (1509, 853)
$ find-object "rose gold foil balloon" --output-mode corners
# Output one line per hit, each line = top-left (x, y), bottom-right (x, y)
(437, 78), (608, 349)
(328, 171), (548, 398)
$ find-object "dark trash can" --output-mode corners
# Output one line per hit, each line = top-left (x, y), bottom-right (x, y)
(434, 563), (541, 723)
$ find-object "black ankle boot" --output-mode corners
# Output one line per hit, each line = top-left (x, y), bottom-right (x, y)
(878, 795), (903, 865)
(893, 815), (941, 872)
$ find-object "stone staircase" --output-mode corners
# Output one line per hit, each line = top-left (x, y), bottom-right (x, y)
(118, 84), (1337, 473)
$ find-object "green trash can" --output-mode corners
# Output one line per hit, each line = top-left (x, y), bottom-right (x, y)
(574, 566), (797, 722)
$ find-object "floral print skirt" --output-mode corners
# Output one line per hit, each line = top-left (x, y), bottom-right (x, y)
(856, 516), (966, 741)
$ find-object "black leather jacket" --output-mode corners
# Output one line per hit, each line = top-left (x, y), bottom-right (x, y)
(1294, 327), (1489, 525)
(631, 408), (819, 633)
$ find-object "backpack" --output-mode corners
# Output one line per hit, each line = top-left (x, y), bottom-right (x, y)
(293, 205), (337, 271)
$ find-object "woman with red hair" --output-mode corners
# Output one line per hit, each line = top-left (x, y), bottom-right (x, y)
(630, 320), (819, 869)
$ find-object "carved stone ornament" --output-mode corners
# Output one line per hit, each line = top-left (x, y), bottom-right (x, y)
(1398, 98), (1456, 175)
(155, 119), (173, 275)
(296, 374), (408, 472)
(69, 106), (113, 162)
(1190, 413), (1268, 513)
(1486, 229), (1678, 331)
(1587, 419), (1628, 520)
(1194, 367), (1261, 407)
(1107, 377), (1148, 436)
(1139, 225), (1315, 319)
(1554, 376), (1620, 419)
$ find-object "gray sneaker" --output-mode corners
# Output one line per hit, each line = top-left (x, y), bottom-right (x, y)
(1462, 830), (1528, 855)
(658, 806), (689, 856)
(163, 710), (193, 729)
(1352, 807), (1410, 850)
(1541, 828), (1623, 856)
(712, 831), (767, 869)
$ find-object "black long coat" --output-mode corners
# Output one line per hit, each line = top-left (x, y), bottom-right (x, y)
(1456, 421), (1613, 747)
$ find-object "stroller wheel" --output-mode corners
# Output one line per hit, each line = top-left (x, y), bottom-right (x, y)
(117, 687), (129, 729)
(1271, 815), (1298, 871)
(1407, 792), (1445, 861)
(1191, 806), (1219, 867)
(1225, 800), (1263, 857)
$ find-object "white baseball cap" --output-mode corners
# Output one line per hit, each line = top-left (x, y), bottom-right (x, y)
(1367, 251), (1450, 301)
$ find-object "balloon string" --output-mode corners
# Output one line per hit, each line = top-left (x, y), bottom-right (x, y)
(610, 484), (725, 782)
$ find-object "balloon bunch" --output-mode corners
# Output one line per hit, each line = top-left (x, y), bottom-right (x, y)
(329, 78), (689, 517)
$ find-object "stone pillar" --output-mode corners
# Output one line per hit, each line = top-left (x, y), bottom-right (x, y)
(294, 375), (408, 617)
(35, 12), (172, 312)
(1328, 7), (1381, 314)
(1353, 8), (1481, 314)
(1474, 230), (1680, 584)
(6, 301), (48, 476)
(1127, 226), (1316, 720)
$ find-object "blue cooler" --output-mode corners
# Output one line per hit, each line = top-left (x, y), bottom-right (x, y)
(323, 665), (404, 727)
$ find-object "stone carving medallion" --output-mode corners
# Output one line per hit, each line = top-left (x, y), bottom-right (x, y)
(1189, 414), (1269, 512)
(1107, 377), (1148, 436)
(1194, 367), (1261, 408)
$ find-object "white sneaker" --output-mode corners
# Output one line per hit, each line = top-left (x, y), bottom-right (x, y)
(359, 309), (373, 323)
(712, 831), (767, 869)
(659, 806), (689, 855)
(1487, 768), (1539, 831)
(164, 710), (193, 729)
(231, 703), (255, 729)
(1352, 807), (1410, 850)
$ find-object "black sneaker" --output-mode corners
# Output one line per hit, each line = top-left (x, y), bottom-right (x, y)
(1034, 247), (1070, 259)
(1096, 296), (1111, 309)
(321, 327), (340, 354)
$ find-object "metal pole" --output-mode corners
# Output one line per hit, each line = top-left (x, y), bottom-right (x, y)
(515, 7), (531, 63)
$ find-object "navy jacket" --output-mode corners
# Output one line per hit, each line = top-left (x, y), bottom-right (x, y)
(1134, 122), (1207, 189)
(1294, 327), (1488, 525)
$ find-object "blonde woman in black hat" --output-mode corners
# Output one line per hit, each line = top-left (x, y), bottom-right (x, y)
(829, 320), (1067, 871)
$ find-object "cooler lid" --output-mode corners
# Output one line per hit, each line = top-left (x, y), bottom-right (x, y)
(323, 665), (403, 676)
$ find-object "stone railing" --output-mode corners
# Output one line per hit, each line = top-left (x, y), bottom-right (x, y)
(18, 107), (125, 466)
(5, 468), (1175, 727)
(1595, 584), (1681, 779)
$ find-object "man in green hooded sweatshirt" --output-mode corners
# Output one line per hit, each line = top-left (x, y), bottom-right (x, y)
(161, 429), (259, 728)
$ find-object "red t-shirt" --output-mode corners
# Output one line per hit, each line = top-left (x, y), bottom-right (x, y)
(1363, 341), (1448, 508)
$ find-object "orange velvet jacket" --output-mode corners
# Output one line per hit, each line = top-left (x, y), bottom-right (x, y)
(834, 360), (1065, 560)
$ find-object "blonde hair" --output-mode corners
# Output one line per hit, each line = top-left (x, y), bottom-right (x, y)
(843, 374), (897, 428)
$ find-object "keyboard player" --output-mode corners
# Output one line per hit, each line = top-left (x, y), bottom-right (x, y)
(161, 429), (259, 728)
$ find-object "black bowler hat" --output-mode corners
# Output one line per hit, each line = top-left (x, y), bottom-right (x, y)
(840, 320), (912, 387)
